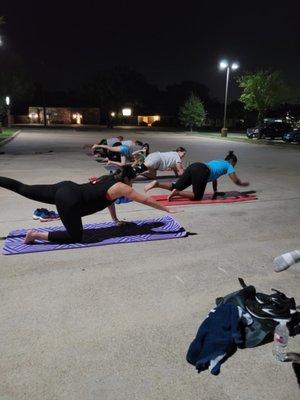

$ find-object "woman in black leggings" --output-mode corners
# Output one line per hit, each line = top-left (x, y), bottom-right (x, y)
(0, 166), (177, 244)
(144, 151), (249, 201)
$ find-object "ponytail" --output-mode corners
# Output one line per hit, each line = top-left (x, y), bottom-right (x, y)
(225, 150), (237, 163)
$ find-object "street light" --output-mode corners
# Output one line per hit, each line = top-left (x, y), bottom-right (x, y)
(5, 96), (11, 128)
(219, 60), (239, 136)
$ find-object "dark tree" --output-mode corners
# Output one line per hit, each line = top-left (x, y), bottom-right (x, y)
(82, 66), (161, 120)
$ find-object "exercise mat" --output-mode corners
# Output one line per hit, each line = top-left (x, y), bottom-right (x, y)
(2, 216), (186, 255)
(150, 191), (257, 206)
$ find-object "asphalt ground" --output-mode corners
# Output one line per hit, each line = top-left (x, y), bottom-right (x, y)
(0, 129), (299, 400)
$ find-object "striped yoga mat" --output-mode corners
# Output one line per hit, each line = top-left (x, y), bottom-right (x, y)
(2, 215), (186, 255)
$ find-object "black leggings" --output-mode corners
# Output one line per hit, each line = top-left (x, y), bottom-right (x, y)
(0, 177), (86, 243)
(172, 163), (210, 200)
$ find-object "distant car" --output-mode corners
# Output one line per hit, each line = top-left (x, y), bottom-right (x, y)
(246, 122), (292, 139)
(282, 130), (300, 143)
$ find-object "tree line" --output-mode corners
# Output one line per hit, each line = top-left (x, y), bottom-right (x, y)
(2, 63), (299, 128)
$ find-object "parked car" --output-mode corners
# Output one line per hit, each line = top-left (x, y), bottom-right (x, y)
(246, 122), (292, 139)
(282, 129), (300, 143)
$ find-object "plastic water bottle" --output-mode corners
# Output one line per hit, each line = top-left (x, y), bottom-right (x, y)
(273, 321), (289, 361)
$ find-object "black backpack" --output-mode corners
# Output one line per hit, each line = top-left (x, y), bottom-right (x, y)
(216, 278), (300, 348)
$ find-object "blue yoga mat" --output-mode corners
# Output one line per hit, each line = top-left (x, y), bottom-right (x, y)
(2, 216), (186, 255)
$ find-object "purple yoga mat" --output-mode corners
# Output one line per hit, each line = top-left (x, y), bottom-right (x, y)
(2, 215), (186, 255)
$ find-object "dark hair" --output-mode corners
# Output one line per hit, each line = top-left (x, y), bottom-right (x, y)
(225, 150), (237, 163)
(143, 142), (150, 156)
(176, 146), (186, 153)
(113, 165), (137, 182)
(134, 141), (150, 156)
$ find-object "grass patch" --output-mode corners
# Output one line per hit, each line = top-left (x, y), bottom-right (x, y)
(0, 128), (19, 144)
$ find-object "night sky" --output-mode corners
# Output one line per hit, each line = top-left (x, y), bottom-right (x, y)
(1, 0), (300, 100)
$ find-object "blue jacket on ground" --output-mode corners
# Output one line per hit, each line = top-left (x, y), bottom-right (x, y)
(186, 303), (243, 375)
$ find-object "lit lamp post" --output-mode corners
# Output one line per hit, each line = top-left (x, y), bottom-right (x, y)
(5, 96), (11, 128)
(219, 60), (239, 137)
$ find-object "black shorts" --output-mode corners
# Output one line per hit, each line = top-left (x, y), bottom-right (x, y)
(172, 162), (210, 200)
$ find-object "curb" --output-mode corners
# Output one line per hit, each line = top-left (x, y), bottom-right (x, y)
(183, 133), (300, 149)
(0, 130), (22, 147)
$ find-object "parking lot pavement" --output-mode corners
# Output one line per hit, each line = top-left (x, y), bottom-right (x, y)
(0, 129), (299, 400)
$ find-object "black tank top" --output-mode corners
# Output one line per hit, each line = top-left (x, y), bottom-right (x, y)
(79, 175), (117, 216)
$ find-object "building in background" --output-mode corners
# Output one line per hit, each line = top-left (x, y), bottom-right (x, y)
(28, 107), (101, 125)
(138, 115), (161, 126)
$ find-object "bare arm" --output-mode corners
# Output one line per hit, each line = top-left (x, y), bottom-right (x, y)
(175, 162), (184, 176)
(107, 183), (179, 213)
(107, 155), (127, 166)
(229, 173), (249, 187)
(107, 203), (127, 225)
(108, 203), (118, 222)
(92, 144), (121, 153)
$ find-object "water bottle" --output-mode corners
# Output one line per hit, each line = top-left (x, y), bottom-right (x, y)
(273, 320), (289, 361)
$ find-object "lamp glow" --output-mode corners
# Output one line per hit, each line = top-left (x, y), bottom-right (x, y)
(219, 60), (228, 70)
(72, 113), (83, 124)
(110, 112), (115, 117)
(5, 96), (10, 106)
(122, 108), (132, 116)
(231, 62), (239, 70)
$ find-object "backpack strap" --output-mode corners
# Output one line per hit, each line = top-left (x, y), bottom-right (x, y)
(238, 277), (247, 288)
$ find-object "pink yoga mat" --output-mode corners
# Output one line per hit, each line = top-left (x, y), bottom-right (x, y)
(150, 191), (257, 206)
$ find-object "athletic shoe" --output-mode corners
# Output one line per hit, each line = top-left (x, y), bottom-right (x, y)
(39, 210), (59, 222)
(245, 298), (292, 320)
(255, 289), (297, 314)
(32, 208), (49, 220)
